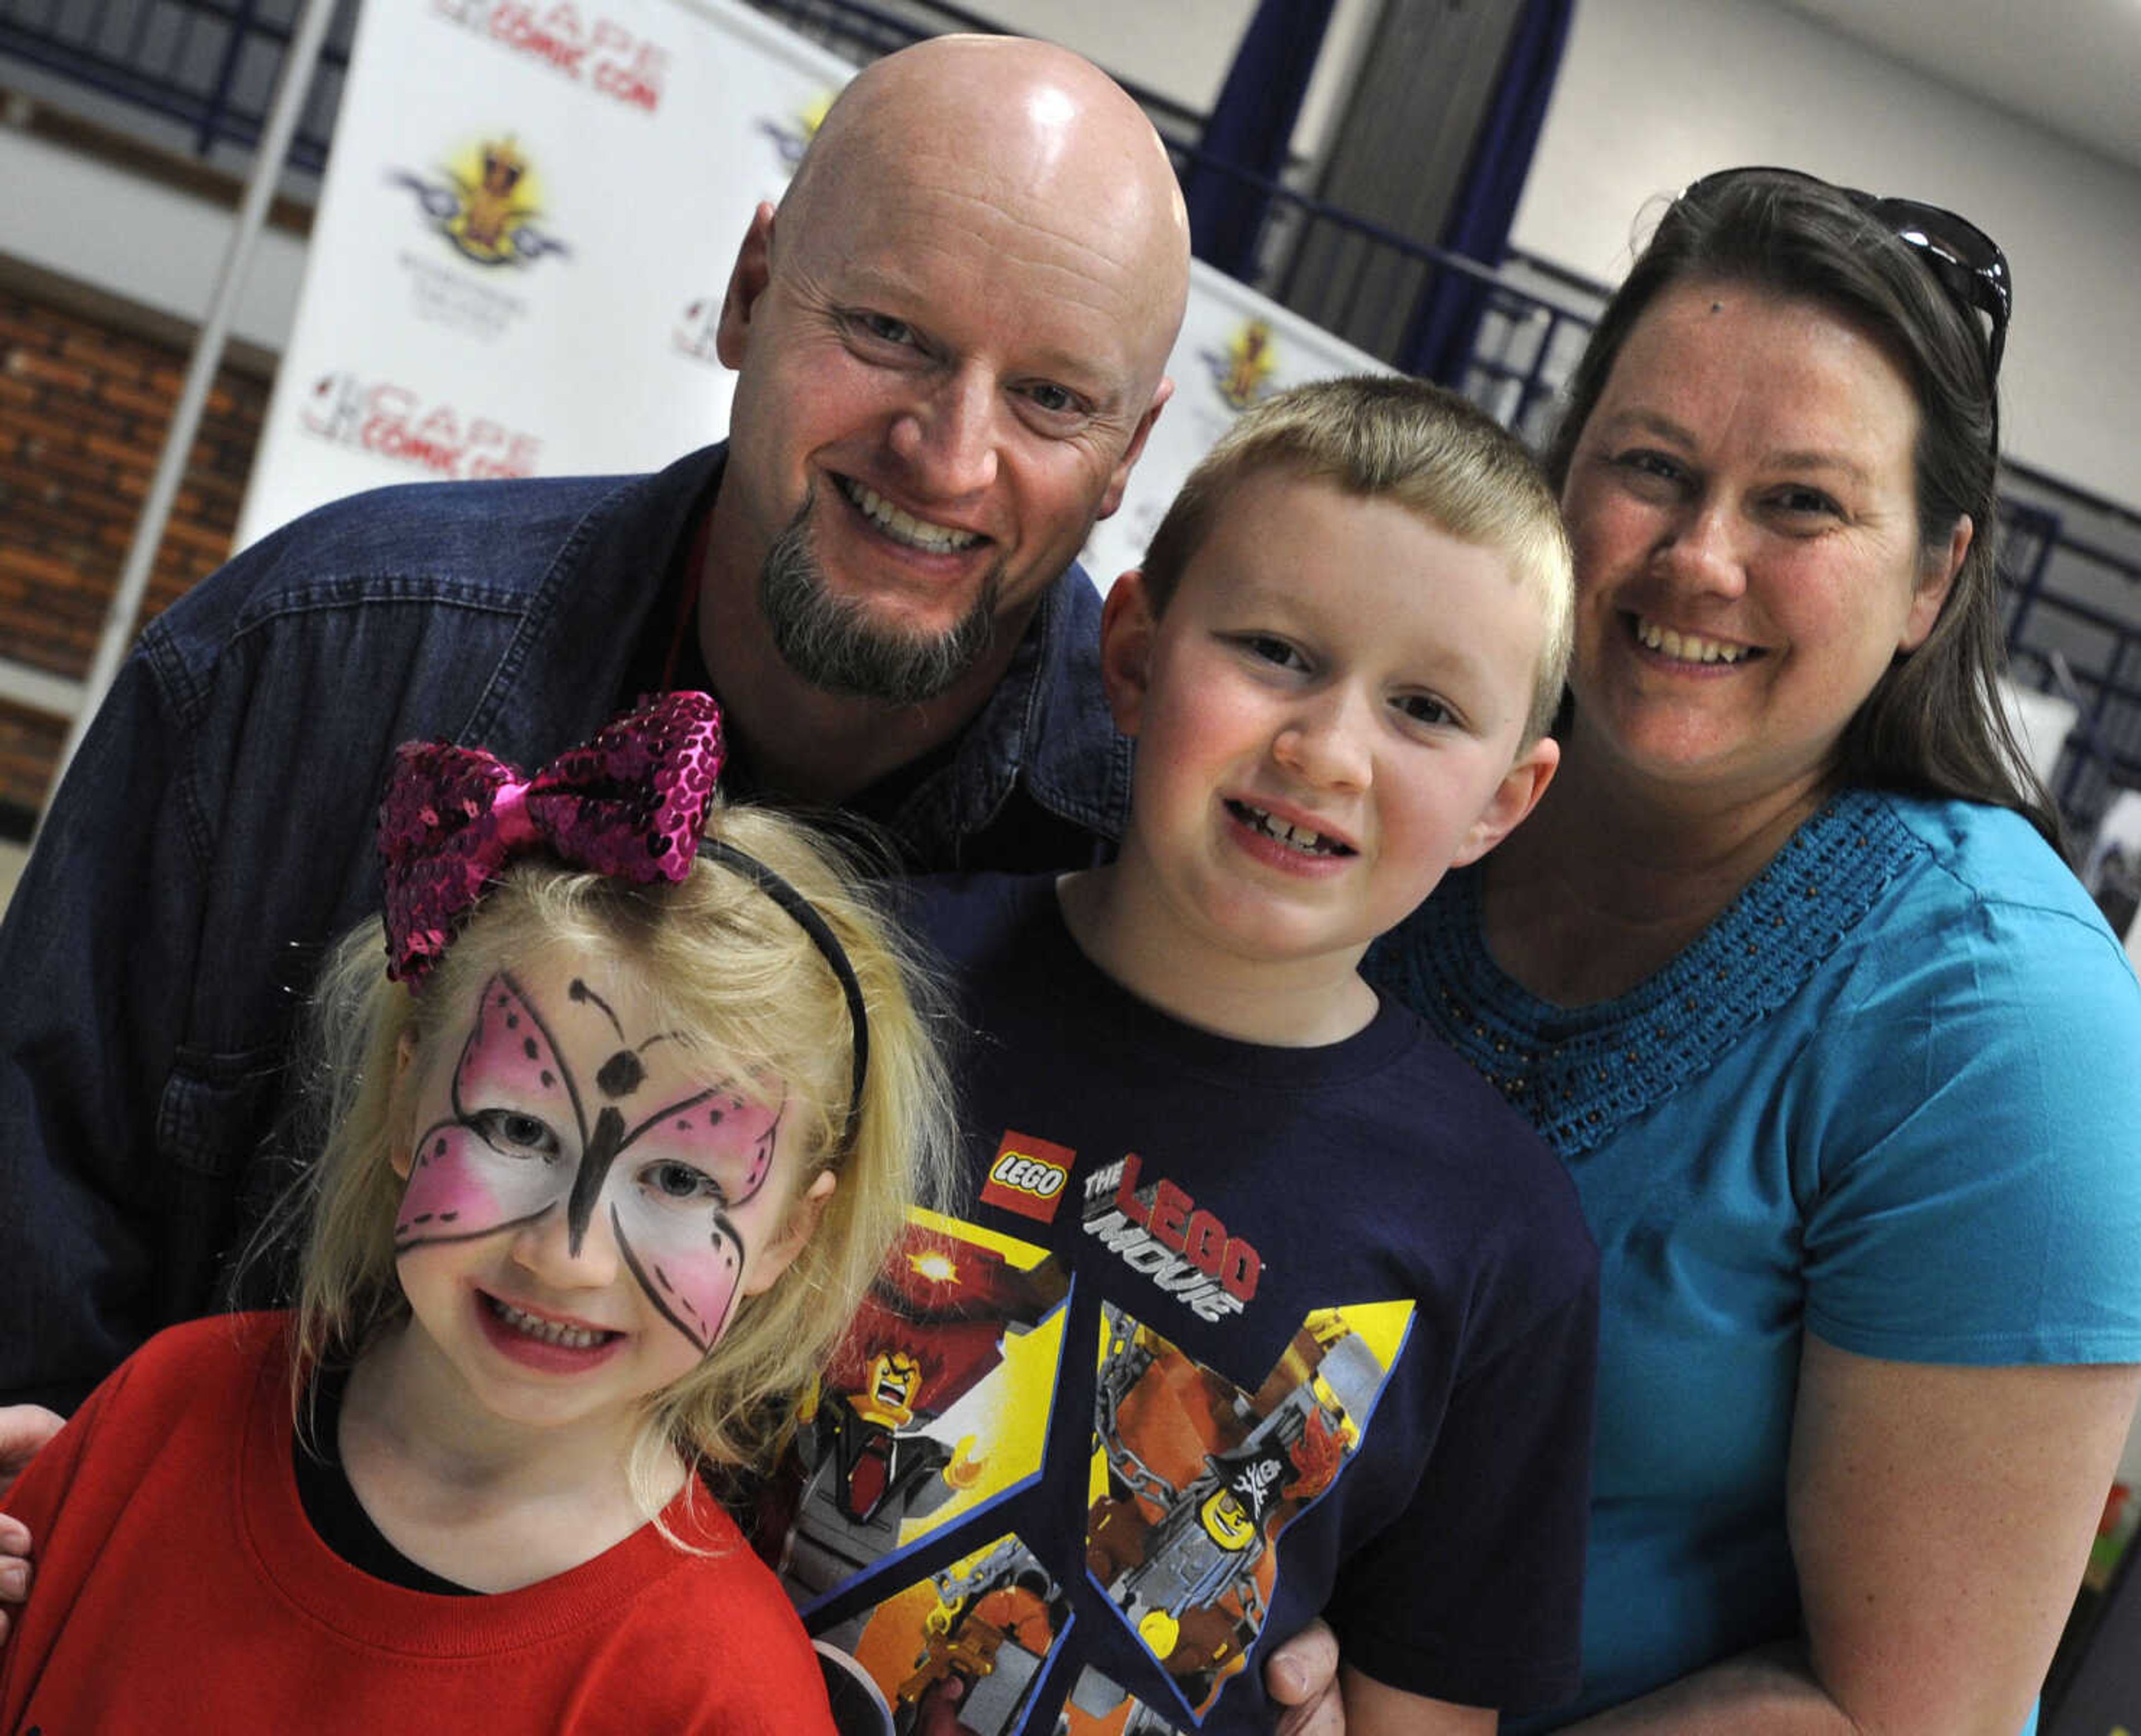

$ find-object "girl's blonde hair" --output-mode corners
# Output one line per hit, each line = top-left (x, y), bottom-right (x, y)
(285, 802), (957, 1516)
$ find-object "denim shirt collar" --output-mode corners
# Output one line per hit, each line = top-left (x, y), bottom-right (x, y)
(882, 559), (1133, 855)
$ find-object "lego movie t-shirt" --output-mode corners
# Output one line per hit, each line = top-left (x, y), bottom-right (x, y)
(768, 874), (1600, 1735)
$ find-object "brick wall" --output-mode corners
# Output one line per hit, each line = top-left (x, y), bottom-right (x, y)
(0, 284), (270, 824)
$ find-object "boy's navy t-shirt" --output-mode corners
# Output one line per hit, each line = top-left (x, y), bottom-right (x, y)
(772, 873), (1599, 1734)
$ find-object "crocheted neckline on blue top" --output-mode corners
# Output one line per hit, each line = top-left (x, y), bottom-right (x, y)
(1367, 788), (1925, 1158)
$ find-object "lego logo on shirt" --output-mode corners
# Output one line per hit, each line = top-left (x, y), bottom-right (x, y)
(981, 1131), (1074, 1223)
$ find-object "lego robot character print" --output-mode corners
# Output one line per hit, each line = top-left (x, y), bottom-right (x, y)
(1085, 1300), (1413, 1723)
(779, 1211), (1072, 1614)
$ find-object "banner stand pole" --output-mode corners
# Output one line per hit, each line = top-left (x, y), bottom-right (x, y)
(38, 0), (341, 841)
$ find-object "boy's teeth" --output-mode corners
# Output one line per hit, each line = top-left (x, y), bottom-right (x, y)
(1234, 802), (1345, 855)
(842, 479), (981, 552)
(489, 1296), (607, 1350)
(1635, 617), (1748, 665)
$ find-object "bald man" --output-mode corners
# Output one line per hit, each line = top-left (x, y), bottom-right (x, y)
(704, 36), (1188, 807)
(0, 35), (1344, 1729)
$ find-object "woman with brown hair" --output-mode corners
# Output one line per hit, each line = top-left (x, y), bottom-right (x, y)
(1372, 168), (2141, 1731)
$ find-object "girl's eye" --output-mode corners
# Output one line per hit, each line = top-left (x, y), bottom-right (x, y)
(642, 1160), (723, 1206)
(471, 1109), (560, 1160)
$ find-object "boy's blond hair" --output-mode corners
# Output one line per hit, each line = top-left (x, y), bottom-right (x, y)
(1139, 374), (1575, 743)
(287, 803), (957, 1522)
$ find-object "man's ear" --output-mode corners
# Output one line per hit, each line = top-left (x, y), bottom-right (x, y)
(1900, 513), (1971, 653)
(1450, 735), (1559, 869)
(1098, 569), (1160, 738)
(1096, 376), (1174, 521)
(715, 202), (778, 371)
(742, 1170), (836, 1297)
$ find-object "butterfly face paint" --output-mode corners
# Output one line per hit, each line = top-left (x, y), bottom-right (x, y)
(395, 965), (789, 1356)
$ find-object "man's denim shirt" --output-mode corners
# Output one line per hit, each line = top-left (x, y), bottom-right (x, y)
(0, 443), (1131, 1409)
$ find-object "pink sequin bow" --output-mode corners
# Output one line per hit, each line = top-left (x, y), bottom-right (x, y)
(379, 691), (725, 985)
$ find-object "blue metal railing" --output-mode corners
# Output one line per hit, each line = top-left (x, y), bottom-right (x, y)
(1994, 479), (2141, 832)
(0, 0), (354, 168)
(4, 0), (2138, 837)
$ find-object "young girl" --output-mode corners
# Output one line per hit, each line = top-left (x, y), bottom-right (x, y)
(0, 692), (955, 1732)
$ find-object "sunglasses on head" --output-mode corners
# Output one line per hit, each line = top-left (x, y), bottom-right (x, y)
(1680, 167), (2011, 381)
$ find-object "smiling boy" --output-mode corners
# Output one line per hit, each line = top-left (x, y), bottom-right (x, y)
(1069, 405), (1567, 1048)
(778, 377), (1600, 1735)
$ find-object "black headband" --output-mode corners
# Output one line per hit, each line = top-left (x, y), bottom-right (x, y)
(696, 836), (870, 1162)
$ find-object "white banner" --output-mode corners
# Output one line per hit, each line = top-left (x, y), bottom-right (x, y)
(239, 0), (1391, 585)
(236, 0), (852, 546)
(1079, 260), (1390, 590)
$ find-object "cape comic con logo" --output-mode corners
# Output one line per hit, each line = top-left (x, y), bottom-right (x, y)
(757, 89), (835, 172)
(389, 136), (569, 270)
(430, 0), (668, 113)
(299, 374), (541, 481)
(1200, 318), (1280, 412)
